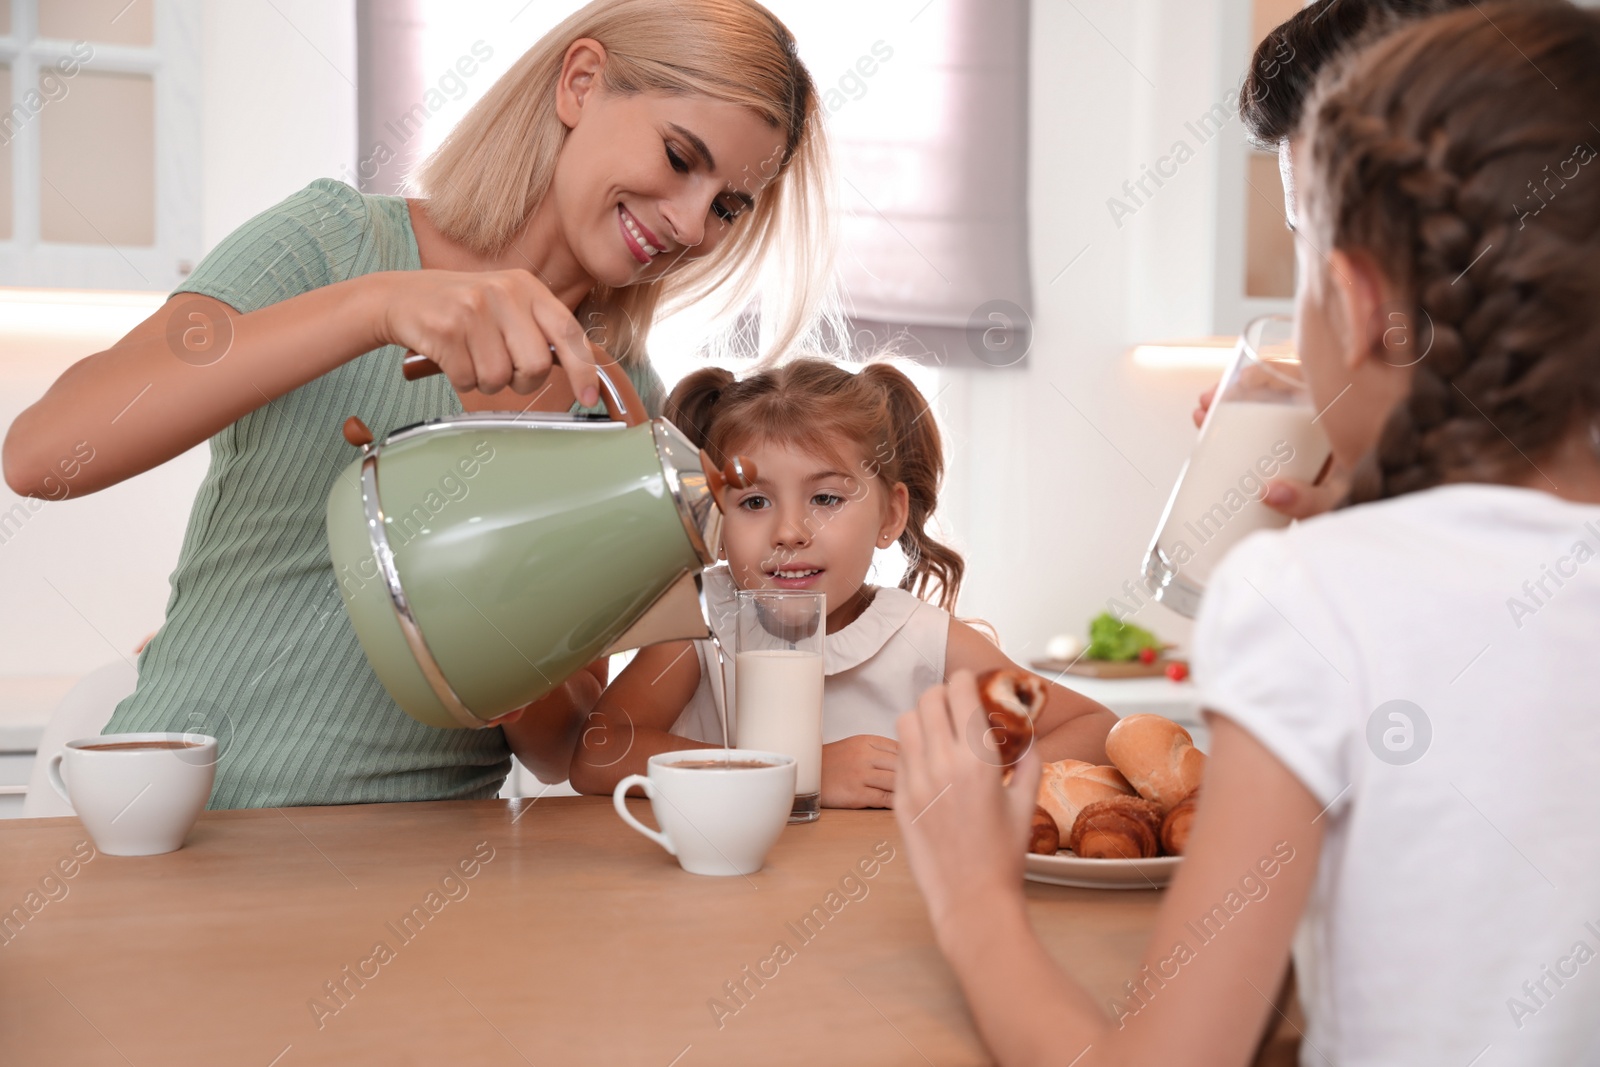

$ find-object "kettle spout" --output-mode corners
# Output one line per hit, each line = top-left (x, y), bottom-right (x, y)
(604, 571), (711, 655)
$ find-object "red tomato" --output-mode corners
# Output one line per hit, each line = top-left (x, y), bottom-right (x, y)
(1165, 661), (1189, 682)
(1137, 647), (1157, 665)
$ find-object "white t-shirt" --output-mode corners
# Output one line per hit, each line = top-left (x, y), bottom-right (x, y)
(1194, 484), (1600, 1066)
(669, 567), (951, 746)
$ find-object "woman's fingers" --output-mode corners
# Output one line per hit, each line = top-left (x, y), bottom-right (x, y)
(384, 269), (595, 402)
(496, 282), (555, 395)
(466, 310), (515, 394)
(427, 327), (477, 393)
(530, 284), (600, 409)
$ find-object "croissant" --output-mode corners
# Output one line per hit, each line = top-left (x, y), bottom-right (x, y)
(1029, 805), (1061, 855)
(1036, 760), (1135, 840)
(1068, 795), (1164, 860)
(1161, 789), (1199, 855)
(976, 669), (1049, 780)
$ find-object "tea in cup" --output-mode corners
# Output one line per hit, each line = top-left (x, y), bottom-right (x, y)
(612, 749), (796, 876)
(47, 732), (217, 856)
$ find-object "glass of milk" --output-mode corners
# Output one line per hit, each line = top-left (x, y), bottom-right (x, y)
(733, 590), (825, 823)
(1142, 314), (1332, 617)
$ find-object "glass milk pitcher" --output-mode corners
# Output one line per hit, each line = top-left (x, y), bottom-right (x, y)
(1142, 315), (1333, 618)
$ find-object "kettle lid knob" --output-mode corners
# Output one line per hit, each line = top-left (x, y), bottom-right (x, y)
(342, 416), (374, 449)
(699, 450), (758, 505)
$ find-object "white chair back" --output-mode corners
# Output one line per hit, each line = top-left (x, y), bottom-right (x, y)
(22, 661), (138, 818)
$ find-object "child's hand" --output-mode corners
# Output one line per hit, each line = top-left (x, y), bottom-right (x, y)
(821, 735), (898, 808)
(1196, 384), (1348, 518)
(894, 672), (1039, 931)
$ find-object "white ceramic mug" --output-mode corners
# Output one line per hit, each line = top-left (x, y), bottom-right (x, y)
(48, 732), (218, 856)
(612, 749), (797, 876)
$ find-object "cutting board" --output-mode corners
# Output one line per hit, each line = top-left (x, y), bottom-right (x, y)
(1030, 655), (1187, 679)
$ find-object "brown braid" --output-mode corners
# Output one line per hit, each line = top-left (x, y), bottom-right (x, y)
(1300, 2), (1600, 504)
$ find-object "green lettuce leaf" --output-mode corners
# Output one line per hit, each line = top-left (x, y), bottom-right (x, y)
(1085, 612), (1161, 661)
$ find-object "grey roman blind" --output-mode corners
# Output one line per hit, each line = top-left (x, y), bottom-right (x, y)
(814, 0), (1032, 369)
(355, 0), (426, 197)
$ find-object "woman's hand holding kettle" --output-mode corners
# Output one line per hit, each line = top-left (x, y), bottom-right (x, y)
(498, 660), (610, 782)
(378, 268), (601, 408)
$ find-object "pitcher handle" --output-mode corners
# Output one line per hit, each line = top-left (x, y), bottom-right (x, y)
(46, 753), (72, 806)
(613, 775), (675, 855)
(400, 345), (646, 428)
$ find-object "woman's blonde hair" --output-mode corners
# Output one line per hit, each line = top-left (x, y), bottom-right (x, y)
(411, 0), (835, 370)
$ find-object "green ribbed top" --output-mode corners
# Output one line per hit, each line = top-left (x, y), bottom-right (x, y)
(104, 178), (665, 809)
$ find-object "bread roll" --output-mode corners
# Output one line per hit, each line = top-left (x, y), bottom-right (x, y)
(1036, 759), (1135, 839)
(1160, 789), (1199, 855)
(1029, 805), (1061, 855)
(1104, 714), (1206, 811)
(1068, 795), (1163, 860)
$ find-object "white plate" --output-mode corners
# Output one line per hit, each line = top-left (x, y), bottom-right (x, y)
(1024, 850), (1180, 890)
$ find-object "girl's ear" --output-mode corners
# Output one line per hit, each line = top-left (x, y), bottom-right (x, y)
(555, 39), (608, 129)
(1327, 246), (1391, 374)
(878, 482), (910, 548)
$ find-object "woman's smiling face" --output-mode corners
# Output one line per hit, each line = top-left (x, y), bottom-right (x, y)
(718, 438), (909, 627)
(548, 43), (789, 290)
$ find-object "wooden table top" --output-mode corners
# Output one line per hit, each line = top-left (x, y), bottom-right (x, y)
(0, 797), (1171, 1066)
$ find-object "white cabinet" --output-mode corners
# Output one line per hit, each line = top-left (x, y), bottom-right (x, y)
(0, 673), (75, 817)
(0, 751), (31, 816)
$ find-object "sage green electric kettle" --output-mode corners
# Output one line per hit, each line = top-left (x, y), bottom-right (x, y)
(326, 353), (753, 730)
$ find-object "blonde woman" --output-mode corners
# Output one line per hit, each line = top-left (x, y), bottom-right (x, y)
(2, 0), (834, 809)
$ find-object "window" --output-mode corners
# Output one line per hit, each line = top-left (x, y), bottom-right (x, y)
(1242, 0), (1298, 301)
(774, 0), (1032, 369)
(0, 0), (200, 291)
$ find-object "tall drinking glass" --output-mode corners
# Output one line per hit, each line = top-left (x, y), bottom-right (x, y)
(1142, 315), (1332, 617)
(734, 590), (825, 823)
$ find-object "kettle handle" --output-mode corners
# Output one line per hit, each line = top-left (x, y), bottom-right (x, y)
(399, 345), (646, 428)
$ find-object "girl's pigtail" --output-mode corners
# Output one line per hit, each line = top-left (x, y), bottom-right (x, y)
(664, 366), (738, 456)
(859, 363), (965, 612)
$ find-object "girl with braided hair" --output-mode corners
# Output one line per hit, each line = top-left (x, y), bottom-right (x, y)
(893, 5), (1600, 1065)
(569, 357), (1115, 808)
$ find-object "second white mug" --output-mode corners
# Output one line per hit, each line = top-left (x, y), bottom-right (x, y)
(613, 749), (796, 876)
(47, 732), (217, 856)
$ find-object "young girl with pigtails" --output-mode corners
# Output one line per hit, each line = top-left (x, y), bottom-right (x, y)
(568, 358), (1116, 807)
(894, 5), (1600, 1065)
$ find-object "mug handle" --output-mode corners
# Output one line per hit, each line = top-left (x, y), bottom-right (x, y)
(46, 753), (72, 806)
(613, 775), (675, 856)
